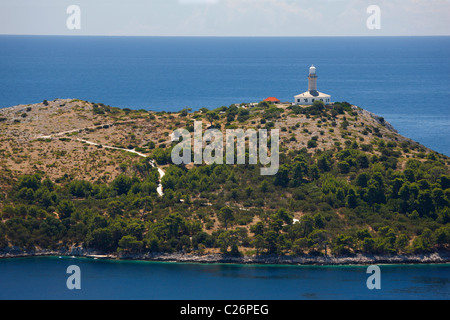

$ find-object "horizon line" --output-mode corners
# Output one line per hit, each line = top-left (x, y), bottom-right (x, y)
(1, 34), (449, 38)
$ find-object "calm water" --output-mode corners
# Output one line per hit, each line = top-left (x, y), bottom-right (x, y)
(0, 35), (449, 301)
(0, 35), (449, 155)
(0, 257), (448, 300)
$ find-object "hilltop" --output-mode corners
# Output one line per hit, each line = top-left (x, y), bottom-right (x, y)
(0, 98), (436, 185)
(0, 98), (449, 262)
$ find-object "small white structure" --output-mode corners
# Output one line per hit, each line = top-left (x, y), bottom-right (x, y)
(294, 65), (331, 105)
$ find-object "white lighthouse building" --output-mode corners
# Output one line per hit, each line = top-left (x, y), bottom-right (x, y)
(294, 65), (331, 105)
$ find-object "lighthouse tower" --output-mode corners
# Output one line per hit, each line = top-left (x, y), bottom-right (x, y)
(308, 65), (318, 93)
(294, 65), (331, 106)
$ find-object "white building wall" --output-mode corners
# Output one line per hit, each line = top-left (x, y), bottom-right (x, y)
(294, 95), (331, 105)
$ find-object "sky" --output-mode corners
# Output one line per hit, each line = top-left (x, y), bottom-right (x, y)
(0, 0), (449, 37)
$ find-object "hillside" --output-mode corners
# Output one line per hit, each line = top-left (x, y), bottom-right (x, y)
(0, 98), (449, 259)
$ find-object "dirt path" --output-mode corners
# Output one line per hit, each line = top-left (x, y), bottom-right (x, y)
(36, 127), (165, 196)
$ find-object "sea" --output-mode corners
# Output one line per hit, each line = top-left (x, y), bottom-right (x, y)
(0, 35), (449, 156)
(0, 257), (448, 300)
(0, 36), (449, 301)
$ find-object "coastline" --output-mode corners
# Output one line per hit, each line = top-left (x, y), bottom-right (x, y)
(1, 248), (449, 266)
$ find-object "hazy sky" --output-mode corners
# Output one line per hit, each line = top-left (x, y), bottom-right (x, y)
(0, 0), (449, 36)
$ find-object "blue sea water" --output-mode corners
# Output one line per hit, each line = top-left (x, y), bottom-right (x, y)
(0, 35), (449, 155)
(0, 35), (449, 301)
(0, 257), (448, 300)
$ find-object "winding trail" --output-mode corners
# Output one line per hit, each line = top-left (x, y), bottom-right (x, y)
(37, 129), (165, 197)
(76, 138), (148, 157)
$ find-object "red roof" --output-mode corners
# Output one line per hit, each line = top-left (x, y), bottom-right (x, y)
(264, 97), (280, 102)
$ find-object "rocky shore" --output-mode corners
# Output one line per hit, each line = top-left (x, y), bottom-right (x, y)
(1, 246), (449, 266)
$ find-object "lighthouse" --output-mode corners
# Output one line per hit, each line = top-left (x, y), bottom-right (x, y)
(294, 65), (331, 105)
(308, 65), (317, 92)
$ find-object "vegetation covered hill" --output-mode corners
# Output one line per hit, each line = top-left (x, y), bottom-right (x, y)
(0, 98), (449, 257)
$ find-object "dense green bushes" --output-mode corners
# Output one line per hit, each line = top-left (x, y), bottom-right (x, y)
(1, 135), (449, 257)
